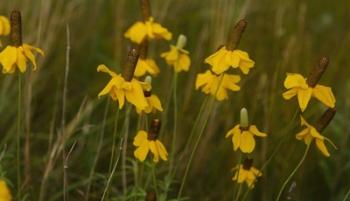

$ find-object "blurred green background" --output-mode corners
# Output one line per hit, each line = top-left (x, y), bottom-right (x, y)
(1, 0), (350, 200)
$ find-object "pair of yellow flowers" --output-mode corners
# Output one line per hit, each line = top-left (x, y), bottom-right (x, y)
(0, 15), (44, 74)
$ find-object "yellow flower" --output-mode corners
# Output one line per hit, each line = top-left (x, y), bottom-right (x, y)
(0, 44), (44, 74)
(161, 35), (191, 72)
(195, 70), (240, 101)
(97, 64), (149, 110)
(282, 73), (335, 112)
(124, 17), (172, 44)
(133, 130), (168, 163)
(136, 94), (163, 114)
(232, 161), (262, 189)
(296, 116), (336, 157)
(226, 124), (267, 153)
(0, 16), (10, 47)
(134, 58), (160, 77)
(0, 16), (10, 36)
(205, 46), (254, 75)
(0, 180), (12, 201)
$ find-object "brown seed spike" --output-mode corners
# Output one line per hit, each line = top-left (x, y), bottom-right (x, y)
(140, 0), (151, 21)
(315, 108), (336, 132)
(307, 57), (329, 87)
(145, 191), (157, 201)
(122, 48), (139, 81)
(148, 119), (161, 140)
(226, 19), (247, 51)
(139, 39), (148, 59)
(10, 10), (22, 47)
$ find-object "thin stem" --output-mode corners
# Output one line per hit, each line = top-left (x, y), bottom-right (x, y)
(233, 154), (242, 201)
(109, 109), (120, 173)
(101, 138), (124, 201)
(234, 183), (242, 201)
(275, 144), (310, 201)
(152, 163), (159, 195)
(241, 188), (250, 201)
(169, 73), (178, 175)
(17, 73), (22, 200)
(342, 188), (350, 201)
(122, 105), (132, 196)
(85, 99), (110, 201)
(177, 96), (216, 198)
(62, 24), (71, 201)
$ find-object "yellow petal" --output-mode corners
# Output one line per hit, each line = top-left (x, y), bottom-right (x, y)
(232, 126), (241, 151)
(282, 88), (298, 100)
(97, 64), (117, 77)
(205, 47), (235, 74)
(150, 20), (172, 40)
(133, 130), (148, 146)
(125, 80), (148, 109)
(115, 89), (126, 109)
(98, 78), (116, 97)
(0, 46), (17, 74)
(156, 140), (168, 161)
(149, 141), (160, 163)
(0, 16), (10, 35)
(240, 131), (255, 153)
(315, 139), (330, 157)
(284, 73), (308, 89)
(235, 50), (254, 74)
(22, 44), (44, 70)
(195, 70), (213, 90)
(249, 125), (267, 137)
(16, 47), (27, 73)
(312, 85), (336, 108)
(0, 180), (12, 201)
(149, 95), (163, 112)
(175, 53), (191, 72)
(124, 21), (147, 44)
(295, 128), (310, 140)
(297, 88), (312, 111)
(134, 140), (150, 162)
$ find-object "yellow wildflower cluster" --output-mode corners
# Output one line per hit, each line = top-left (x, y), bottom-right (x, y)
(196, 19), (254, 101)
(282, 57), (336, 157)
(0, 11), (44, 74)
(133, 119), (168, 163)
(226, 108), (267, 188)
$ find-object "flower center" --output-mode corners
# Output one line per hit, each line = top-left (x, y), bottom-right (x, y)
(148, 119), (161, 141)
(242, 158), (253, 170)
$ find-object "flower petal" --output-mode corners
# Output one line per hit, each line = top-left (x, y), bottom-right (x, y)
(297, 88), (312, 111)
(284, 73), (307, 89)
(312, 85), (336, 108)
(282, 88), (298, 100)
(0, 46), (17, 73)
(315, 139), (330, 157)
(134, 140), (150, 162)
(124, 21), (147, 44)
(240, 131), (255, 153)
(249, 125), (267, 137)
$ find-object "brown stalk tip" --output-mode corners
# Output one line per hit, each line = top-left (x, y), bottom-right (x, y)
(145, 191), (157, 201)
(226, 19), (247, 51)
(10, 10), (22, 47)
(140, 0), (151, 21)
(122, 48), (140, 81)
(307, 56), (330, 87)
(139, 39), (148, 59)
(148, 119), (161, 140)
(315, 108), (336, 132)
(242, 158), (253, 170)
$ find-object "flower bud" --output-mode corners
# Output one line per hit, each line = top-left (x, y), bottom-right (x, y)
(240, 108), (249, 129)
(176, 34), (187, 49)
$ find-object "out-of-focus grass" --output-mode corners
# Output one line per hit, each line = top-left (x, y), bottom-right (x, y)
(0, 0), (350, 200)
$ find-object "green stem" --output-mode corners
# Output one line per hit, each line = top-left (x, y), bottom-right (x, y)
(275, 144), (310, 201)
(169, 73), (178, 176)
(177, 96), (216, 198)
(234, 183), (242, 201)
(342, 188), (350, 201)
(233, 154), (242, 201)
(241, 188), (250, 201)
(122, 105), (132, 196)
(17, 73), (22, 200)
(108, 109), (120, 173)
(85, 99), (110, 201)
(152, 163), (159, 195)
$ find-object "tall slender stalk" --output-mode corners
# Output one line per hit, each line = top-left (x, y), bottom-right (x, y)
(17, 72), (22, 200)
(169, 73), (178, 175)
(122, 105), (132, 196)
(108, 109), (120, 173)
(85, 99), (110, 201)
(275, 144), (310, 201)
(233, 154), (242, 201)
(62, 23), (71, 201)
